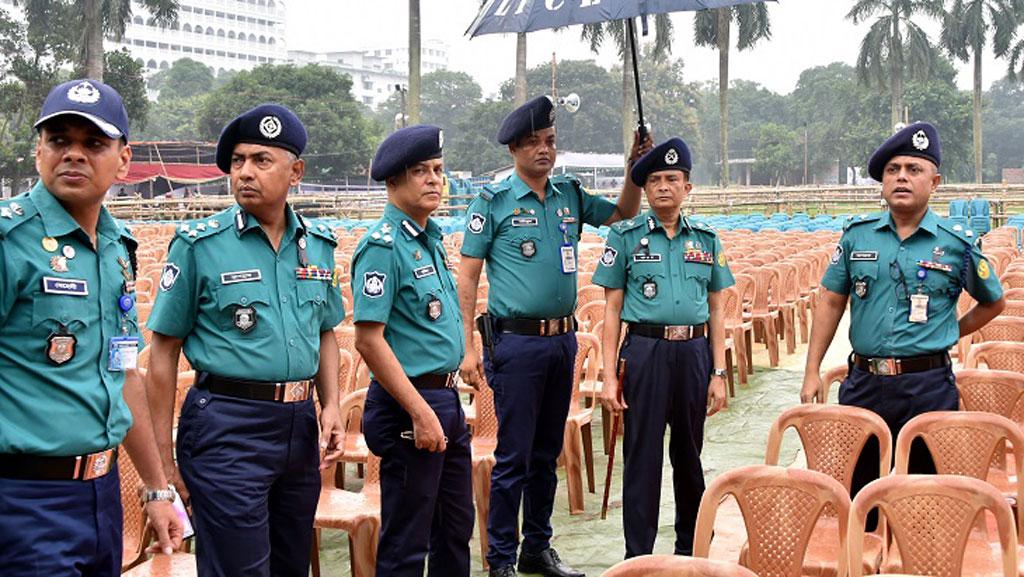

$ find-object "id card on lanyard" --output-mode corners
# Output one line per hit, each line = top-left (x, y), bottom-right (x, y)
(559, 223), (576, 274)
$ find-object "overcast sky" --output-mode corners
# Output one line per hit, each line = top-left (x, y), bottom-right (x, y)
(286, 0), (1006, 97)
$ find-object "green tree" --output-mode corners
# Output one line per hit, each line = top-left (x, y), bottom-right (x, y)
(446, 99), (515, 175)
(135, 95), (205, 141)
(377, 69), (483, 134)
(791, 63), (865, 183)
(755, 123), (801, 185)
(981, 77), (1024, 179)
(82, 0), (178, 80)
(939, 0), (1022, 182)
(147, 57), (215, 101)
(102, 48), (149, 131)
(581, 15), (673, 156)
(847, 0), (944, 129)
(694, 3), (772, 185)
(197, 64), (380, 179)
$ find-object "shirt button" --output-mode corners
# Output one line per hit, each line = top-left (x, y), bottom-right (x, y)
(888, 307), (894, 313)
(899, 247), (906, 251)
(288, 338), (295, 346)
(240, 297), (248, 304)
(198, 398), (207, 406)
(281, 296), (288, 304)
(675, 300), (680, 304)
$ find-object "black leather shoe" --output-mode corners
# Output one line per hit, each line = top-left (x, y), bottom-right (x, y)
(489, 564), (518, 577)
(517, 548), (585, 577)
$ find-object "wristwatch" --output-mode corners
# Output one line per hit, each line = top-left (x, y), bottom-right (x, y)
(141, 486), (176, 504)
(711, 368), (728, 379)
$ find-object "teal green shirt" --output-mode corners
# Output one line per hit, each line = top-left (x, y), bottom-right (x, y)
(460, 172), (616, 319)
(351, 204), (464, 378)
(592, 211), (735, 325)
(821, 209), (1003, 357)
(148, 205), (344, 381)
(0, 181), (139, 455)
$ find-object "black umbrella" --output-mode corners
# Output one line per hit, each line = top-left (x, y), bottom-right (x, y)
(467, 0), (774, 141)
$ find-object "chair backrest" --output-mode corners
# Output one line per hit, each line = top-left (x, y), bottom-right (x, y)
(119, 447), (146, 569)
(576, 300), (605, 333)
(576, 284), (604, 308)
(1001, 272), (1024, 290)
(750, 268), (780, 313)
(337, 348), (354, 396)
(820, 364), (849, 401)
(322, 388), (368, 488)
(847, 474), (1018, 577)
(956, 368), (1024, 423)
(602, 555), (757, 577)
(1001, 299), (1024, 317)
(1005, 287), (1024, 300)
(693, 465), (850, 577)
(721, 286), (743, 326)
(765, 404), (892, 493)
(964, 341), (1024, 372)
(571, 332), (600, 406)
(894, 411), (1024, 532)
(974, 316), (1024, 343)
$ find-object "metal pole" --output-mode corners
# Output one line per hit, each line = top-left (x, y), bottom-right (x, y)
(626, 18), (647, 144)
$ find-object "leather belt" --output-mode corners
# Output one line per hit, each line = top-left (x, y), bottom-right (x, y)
(0, 448), (117, 481)
(853, 352), (950, 376)
(197, 372), (314, 403)
(629, 323), (706, 341)
(409, 372), (458, 390)
(495, 316), (576, 337)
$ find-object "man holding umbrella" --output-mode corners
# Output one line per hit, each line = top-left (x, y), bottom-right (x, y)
(458, 95), (649, 577)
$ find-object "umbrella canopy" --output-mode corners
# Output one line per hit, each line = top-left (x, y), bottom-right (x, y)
(467, 0), (771, 37)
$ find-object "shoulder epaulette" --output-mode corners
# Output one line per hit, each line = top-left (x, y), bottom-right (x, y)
(843, 212), (882, 231)
(479, 181), (510, 202)
(362, 219), (397, 250)
(937, 219), (976, 246)
(689, 218), (718, 235)
(611, 217), (645, 235)
(305, 217), (338, 246)
(173, 209), (232, 244)
(0, 194), (39, 239)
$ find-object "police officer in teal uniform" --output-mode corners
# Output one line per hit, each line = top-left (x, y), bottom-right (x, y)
(352, 125), (473, 577)
(803, 122), (1005, 522)
(594, 137), (732, 558)
(457, 95), (649, 577)
(146, 104), (345, 577)
(0, 79), (182, 576)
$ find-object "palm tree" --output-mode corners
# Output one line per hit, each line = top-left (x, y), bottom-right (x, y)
(847, 0), (944, 132)
(514, 33), (528, 106)
(694, 4), (772, 186)
(940, 0), (1021, 183)
(82, 0), (178, 80)
(1011, 26), (1024, 81)
(581, 16), (673, 157)
(408, 0), (421, 124)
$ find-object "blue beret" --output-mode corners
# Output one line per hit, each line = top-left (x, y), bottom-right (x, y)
(215, 103), (307, 173)
(867, 122), (941, 181)
(630, 137), (692, 187)
(371, 124), (444, 182)
(35, 79), (129, 140)
(497, 95), (555, 145)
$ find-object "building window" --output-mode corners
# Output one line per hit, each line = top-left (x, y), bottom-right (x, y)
(228, 31), (235, 39)
(133, 15), (143, 25)
(218, 28), (225, 37)
(147, 59), (157, 69)
(363, 96), (373, 105)
(259, 35), (266, 43)
(183, 23), (192, 32)
(145, 40), (156, 47)
(268, 37), (275, 45)
(159, 61), (169, 70)
(363, 81), (372, 90)
(194, 25), (203, 34)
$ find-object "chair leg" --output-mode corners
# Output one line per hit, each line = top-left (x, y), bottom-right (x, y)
(725, 350), (735, 400)
(350, 521), (380, 577)
(473, 460), (494, 570)
(563, 425), (585, 514)
(582, 423), (595, 493)
(745, 329), (754, 375)
(784, 308), (796, 355)
(765, 319), (780, 367)
(310, 529), (321, 577)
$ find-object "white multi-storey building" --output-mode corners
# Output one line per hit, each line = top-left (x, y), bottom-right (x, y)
(0, 0), (287, 76)
(287, 39), (450, 109)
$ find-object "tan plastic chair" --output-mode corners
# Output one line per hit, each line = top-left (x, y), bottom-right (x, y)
(722, 285), (752, 386)
(955, 369), (1024, 424)
(467, 332), (499, 569)
(847, 475), (1018, 577)
(337, 387), (369, 488)
(562, 331), (600, 514)
(602, 555), (758, 577)
(120, 553), (197, 577)
(1001, 299), (1024, 317)
(693, 465), (851, 577)
(964, 341), (1024, 372)
(764, 404), (889, 575)
(120, 447), (148, 571)
(974, 316), (1024, 344)
(815, 364), (849, 403)
(577, 284), (604, 309)
(311, 393), (382, 577)
(749, 268), (781, 367)
(576, 299), (605, 334)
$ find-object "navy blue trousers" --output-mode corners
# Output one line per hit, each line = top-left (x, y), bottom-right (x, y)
(484, 330), (577, 568)
(839, 361), (959, 529)
(177, 388), (321, 577)
(363, 381), (474, 577)
(0, 465), (123, 577)
(620, 334), (710, 558)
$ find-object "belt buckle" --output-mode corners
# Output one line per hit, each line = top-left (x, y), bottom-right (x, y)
(444, 373), (456, 389)
(538, 319), (548, 337)
(666, 325), (691, 341)
(80, 450), (113, 481)
(870, 358), (899, 376)
(280, 381), (310, 403)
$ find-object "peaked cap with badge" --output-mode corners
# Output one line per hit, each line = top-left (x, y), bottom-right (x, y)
(630, 137), (692, 187)
(497, 95), (555, 145)
(34, 78), (130, 140)
(867, 121), (941, 181)
(370, 124), (444, 182)
(215, 103), (307, 173)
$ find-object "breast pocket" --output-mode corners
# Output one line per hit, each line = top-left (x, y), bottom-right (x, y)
(922, 268), (960, 300)
(684, 262), (713, 300)
(850, 261), (878, 300)
(296, 281), (328, 326)
(629, 264), (666, 301)
(212, 282), (271, 333)
(32, 294), (94, 334)
(507, 232), (543, 261)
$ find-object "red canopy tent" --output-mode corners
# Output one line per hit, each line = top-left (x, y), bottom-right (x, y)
(119, 162), (224, 185)
(116, 141), (224, 186)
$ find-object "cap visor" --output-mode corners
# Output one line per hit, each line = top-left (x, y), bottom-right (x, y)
(34, 111), (123, 139)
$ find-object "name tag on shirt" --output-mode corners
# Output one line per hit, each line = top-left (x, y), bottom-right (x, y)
(221, 269), (262, 285)
(41, 277), (89, 296)
(850, 251), (878, 261)
(511, 217), (539, 227)
(562, 217), (577, 224)
(633, 254), (662, 263)
(413, 265), (437, 279)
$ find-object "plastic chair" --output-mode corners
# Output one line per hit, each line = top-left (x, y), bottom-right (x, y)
(577, 284), (604, 309)
(575, 299), (605, 334)
(465, 332), (499, 569)
(1002, 272), (1024, 290)
(120, 553), (198, 577)
(1001, 299), (1024, 317)
(120, 447), (148, 571)
(311, 392), (381, 577)
(974, 316), (1024, 343)
(964, 342), (1024, 372)
(819, 364), (849, 403)
(956, 369), (1024, 424)
(749, 268), (781, 367)
(602, 555), (757, 577)
(847, 475), (1018, 577)
(721, 285), (751, 387)
(764, 404), (889, 575)
(562, 332), (600, 514)
(693, 465), (851, 577)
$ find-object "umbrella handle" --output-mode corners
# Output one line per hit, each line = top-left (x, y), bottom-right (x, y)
(626, 18), (647, 144)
